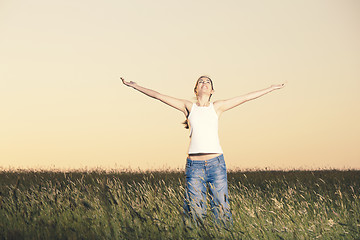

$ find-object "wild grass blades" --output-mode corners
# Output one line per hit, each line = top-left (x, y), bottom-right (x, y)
(0, 169), (359, 239)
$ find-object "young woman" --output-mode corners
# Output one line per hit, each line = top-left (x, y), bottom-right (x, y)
(121, 76), (285, 225)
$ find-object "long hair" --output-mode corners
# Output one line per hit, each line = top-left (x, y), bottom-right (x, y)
(182, 76), (214, 129)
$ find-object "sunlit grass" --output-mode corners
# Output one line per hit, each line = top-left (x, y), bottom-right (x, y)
(0, 169), (359, 239)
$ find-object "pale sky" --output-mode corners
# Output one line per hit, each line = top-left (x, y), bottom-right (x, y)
(1, 0), (359, 170)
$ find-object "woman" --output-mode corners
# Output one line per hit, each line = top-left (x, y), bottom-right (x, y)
(121, 76), (285, 225)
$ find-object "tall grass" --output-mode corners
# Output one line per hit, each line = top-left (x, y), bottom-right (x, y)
(0, 169), (359, 239)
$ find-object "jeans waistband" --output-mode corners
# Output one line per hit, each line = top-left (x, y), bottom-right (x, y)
(186, 154), (224, 166)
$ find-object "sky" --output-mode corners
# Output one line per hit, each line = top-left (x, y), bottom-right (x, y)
(1, 0), (359, 171)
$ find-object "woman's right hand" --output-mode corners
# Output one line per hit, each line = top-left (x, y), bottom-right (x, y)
(120, 76), (190, 116)
(120, 77), (137, 88)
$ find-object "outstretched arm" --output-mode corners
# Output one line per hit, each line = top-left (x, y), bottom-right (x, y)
(121, 77), (191, 116)
(215, 83), (286, 114)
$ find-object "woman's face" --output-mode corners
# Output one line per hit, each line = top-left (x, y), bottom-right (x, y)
(195, 77), (214, 96)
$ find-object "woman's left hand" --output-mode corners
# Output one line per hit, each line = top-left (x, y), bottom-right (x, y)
(271, 82), (286, 90)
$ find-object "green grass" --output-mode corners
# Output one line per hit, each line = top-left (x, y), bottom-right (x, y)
(0, 169), (359, 239)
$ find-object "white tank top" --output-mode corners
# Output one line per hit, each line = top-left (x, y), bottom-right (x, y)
(187, 102), (223, 154)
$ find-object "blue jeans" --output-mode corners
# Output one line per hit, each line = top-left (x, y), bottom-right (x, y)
(183, 154), (232, 225)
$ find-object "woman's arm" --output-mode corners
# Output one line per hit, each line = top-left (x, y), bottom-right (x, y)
(215, 83), (286, 114)
(121, 77), (192, 116)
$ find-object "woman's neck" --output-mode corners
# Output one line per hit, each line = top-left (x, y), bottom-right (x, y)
(196, 95), (210, 107)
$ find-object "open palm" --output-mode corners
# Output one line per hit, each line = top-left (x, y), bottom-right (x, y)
(121, 77), (137, 87)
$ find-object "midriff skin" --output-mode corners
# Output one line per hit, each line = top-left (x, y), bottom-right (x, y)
(188, 153), (222, 161)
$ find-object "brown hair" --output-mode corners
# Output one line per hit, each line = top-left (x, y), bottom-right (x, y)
(182, 76), (214, 129)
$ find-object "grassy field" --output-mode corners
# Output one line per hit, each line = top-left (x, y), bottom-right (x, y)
(0, 169), (359, 239)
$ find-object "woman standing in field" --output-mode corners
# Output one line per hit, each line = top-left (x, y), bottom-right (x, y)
(121, 76), (285, 225)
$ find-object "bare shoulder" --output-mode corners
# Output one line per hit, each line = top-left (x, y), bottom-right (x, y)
(213, 100), (224, 108)
(213, 100), (225, 116)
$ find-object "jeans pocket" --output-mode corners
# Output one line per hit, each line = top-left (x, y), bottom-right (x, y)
(219, 161), (227, 171)
(185, 162), (192, 176)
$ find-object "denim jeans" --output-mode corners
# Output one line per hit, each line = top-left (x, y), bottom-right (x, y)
(183, 154), (232, 225)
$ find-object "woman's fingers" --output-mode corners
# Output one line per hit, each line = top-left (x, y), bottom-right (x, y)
(271, 83), (286, 90)
(120, 77), (136, 87)
(120, 77), (129, 85)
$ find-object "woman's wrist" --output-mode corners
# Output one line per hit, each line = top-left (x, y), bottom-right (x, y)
(132, 83), (139, 89)
(270, 84), (284, 91)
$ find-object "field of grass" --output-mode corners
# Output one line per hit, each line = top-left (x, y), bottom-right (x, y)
(0, 169), (359, 239)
